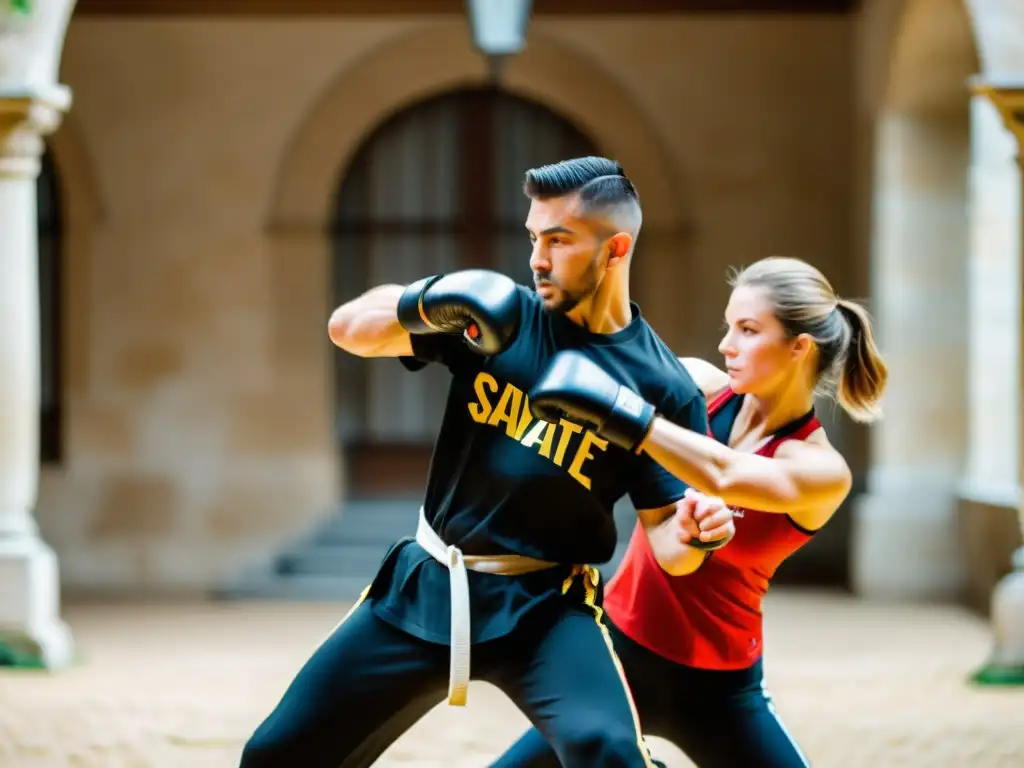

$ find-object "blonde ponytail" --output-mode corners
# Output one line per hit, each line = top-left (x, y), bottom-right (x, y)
(835, 299), (888, 423)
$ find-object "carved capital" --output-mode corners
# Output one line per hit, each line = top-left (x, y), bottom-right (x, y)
(970, 78), (1024, 165)
(0, 86), (71, 179)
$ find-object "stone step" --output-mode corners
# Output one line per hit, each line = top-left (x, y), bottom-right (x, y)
(307, 503), (419, 542)
(215, 574), (371, 603)
(274, 539), (630, 578)
(310, 500), (639, 543)
(311, 518), (416, 547)
(225, 496), (643, 601)
(333, 499), (421, 517)
(224, 550), (628, 603)
(275, 545), (393, 577)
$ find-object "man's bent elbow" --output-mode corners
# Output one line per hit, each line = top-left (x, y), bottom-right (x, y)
(327, 308), (353, 349)
(327, 307), (372, 355)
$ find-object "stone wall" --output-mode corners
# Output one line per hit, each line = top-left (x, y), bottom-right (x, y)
(37, 14), (856, 593)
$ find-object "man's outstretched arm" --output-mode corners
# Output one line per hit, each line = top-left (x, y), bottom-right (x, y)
(328, 284), (412, 359)
(328, 270), (522, 360)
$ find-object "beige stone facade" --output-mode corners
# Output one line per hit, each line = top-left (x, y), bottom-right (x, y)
(35, 13), (863, 592)
(2, 0), (1024, 644)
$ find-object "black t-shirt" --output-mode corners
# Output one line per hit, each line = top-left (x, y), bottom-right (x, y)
(368, 286), (708, 644)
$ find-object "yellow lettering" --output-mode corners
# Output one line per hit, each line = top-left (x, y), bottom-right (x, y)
(553, 419), (582, 466)
(536, 423), (557, 459)
(519, 420), (548, 448)
(513, 394), (534, 440)
(476, 376), (610, 486)
(567, 431), (609, 490)
(468, 373), (499, 423)
(487, 383), (523, 438)
(520, 421), (557, 458)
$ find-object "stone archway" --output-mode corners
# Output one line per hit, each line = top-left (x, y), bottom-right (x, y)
(264, 21), (689, 503)
(965, 0), (1024, 77)
(853, 0), (983, 599)
(35, 114), (105, 523)
(267, 24), (686, 233)
(44, 115), (105, 404)
(329, 86), (602, 498)
(42, 114), (104, 436)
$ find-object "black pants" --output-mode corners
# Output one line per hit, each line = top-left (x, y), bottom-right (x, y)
(490, 620), (809, 768)
(239, 595), (656, 768)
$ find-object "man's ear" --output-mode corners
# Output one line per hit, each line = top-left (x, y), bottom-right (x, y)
(606, 232), (633, 267)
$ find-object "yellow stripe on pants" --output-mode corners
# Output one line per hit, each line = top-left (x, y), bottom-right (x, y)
(566, 565), (656, 768)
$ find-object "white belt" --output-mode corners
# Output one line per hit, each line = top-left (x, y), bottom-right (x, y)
(414, 507), (559, 706)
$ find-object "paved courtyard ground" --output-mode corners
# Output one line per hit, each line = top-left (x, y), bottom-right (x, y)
(1, 589), (1022, 767)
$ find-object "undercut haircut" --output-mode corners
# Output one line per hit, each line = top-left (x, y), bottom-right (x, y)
(523, 156), (642, 239)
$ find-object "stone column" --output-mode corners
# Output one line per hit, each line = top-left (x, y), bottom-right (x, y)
(959, 93), (1022, 615)
(963, 95), (1020, 501)
(969, 79), (1024, 685)
(851, 109), (971, 600)
(0, 89), (73, 669)
(0, 0), (78, 668)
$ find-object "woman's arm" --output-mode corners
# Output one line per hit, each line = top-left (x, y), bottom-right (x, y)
(640, 421), (852, 528)
(526, 350), (850, 530)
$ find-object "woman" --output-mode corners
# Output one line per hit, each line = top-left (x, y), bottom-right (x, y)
(490, 256), (888, 768)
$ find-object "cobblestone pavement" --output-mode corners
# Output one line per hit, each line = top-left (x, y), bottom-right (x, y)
(1, 590), (1022, 767)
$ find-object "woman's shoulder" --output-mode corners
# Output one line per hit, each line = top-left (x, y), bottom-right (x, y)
(775, 427), (851, 482)
(678, 357), (731, 400)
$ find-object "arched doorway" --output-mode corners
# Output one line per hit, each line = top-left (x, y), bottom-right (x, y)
(37, 148), (62, 465)
(330, 87), (598, 499)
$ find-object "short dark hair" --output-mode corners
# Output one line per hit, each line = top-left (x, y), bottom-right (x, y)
(523, 156), (639, 209)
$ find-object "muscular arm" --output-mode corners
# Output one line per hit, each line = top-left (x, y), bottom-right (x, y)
(639, 422), (852, 527)
(327, 284), (414, 359)
(637, 503), (709, 577)
(631, 389), (719, 576)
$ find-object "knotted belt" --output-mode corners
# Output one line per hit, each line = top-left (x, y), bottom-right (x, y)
(414, 507), (561, 706)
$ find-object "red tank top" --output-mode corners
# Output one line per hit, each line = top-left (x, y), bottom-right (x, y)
(604, 388), (822, 670)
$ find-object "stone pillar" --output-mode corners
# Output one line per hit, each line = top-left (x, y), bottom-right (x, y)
(851, 109), (971, 600)
(969, 79), (1024, 685)
(0, 0), (78, 669)
(0, 89), (73, 669)
(963, 95), (1020, 501)
(959, 93), (1023, 615)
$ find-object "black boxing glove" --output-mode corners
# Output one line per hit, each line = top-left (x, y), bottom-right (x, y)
(528, 351), (657, 453)
(397, 269), (521, 355)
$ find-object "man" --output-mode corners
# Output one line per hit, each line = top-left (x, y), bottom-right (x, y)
(239, 156), (727, 768)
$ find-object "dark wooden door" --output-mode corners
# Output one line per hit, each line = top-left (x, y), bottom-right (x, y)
(330, 87), (597, 498)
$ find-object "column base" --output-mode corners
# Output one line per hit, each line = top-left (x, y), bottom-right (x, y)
(0, 532), (74, 669)
(971, 548), (1024, 686)
(851, 488), (966, 601)
(957, 484), (1021, 614)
